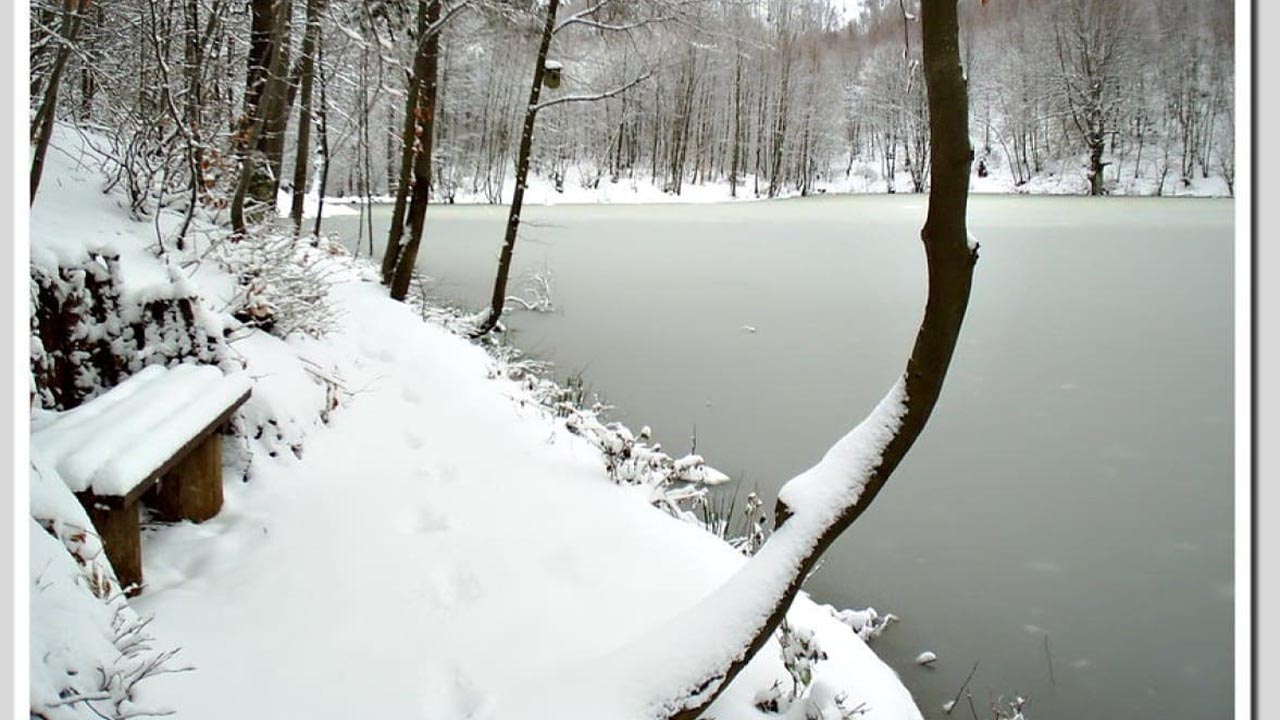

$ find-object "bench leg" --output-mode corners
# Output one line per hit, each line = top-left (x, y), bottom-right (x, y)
(86, 503), (143, 597)
(145, 433), (224, 523)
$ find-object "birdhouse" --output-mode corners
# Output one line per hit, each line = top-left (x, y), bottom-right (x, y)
(543, 60), (563, 89)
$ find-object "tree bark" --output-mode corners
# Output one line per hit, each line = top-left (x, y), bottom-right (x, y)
(470, 0), (559, 338)
(78, 2), (102, 120)
(289, 0), (324, 233)
(389, 0), (444, 301)
(30, 0), (86, 205)
(182, 0), (204, 191)
(381, 1), (431, 284)
(231, 0), (292, 235)
(311, 41), (331, 240)
(251, 0), (293, 206)
(729, 44), (742, 198)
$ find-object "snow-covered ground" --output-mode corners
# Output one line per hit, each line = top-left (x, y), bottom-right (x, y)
(30, 127), (922, 719)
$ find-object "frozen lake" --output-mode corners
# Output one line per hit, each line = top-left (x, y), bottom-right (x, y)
(329, 194), (1234, 720)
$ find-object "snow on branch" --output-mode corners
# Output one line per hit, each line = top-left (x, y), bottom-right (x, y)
(532, 71), (653, 113)
(411, 1), (472, 55)
(555, 14), (674, 35)
(551, 0), (617, 34)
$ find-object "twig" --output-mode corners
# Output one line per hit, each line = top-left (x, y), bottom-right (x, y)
(1043, 633), (1056, 688)
(945, 661), (980, 715)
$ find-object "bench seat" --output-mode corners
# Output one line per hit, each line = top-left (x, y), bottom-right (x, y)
(32, 364), (251, 595)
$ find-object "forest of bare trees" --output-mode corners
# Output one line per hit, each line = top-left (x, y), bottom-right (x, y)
(30, 0), (1234, 234)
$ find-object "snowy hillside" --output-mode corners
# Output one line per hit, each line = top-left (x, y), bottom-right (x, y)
(28, 127), (922, 720)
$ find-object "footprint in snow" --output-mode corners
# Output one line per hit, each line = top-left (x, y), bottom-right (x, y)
(436, 461), (461, 484)
(452, 566), (482, 604)
(402, 383), (425, 405)
(404, 428), (426, 449)
(356, 338), (380, 360)
(394, 506), (450, 536)
(418, 663), (488, 719)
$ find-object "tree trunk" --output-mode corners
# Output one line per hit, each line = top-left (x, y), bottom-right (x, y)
(182, 0), (204, 192)
(250, 0), (293, 206)
(232, 0), (292, 235)
(78, 2), (101, 120)
(30, 0), (86, 205)
(1088, 131), (1105, 196)
(289, 0), (324, 233)
(311, 42), (331, 240)
(389, 0), (443, 302)
(470, 0), (559, 338)
(610, 2), (977, 716)
(768, 47), (791, 199)
(381, 1), (431, 284)
(729, 47), (742, 198)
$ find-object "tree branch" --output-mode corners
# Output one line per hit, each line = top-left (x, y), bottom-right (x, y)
(552, 0), (616, 34)
(555, 15), (671, 34)
(532, 71), (652, 112)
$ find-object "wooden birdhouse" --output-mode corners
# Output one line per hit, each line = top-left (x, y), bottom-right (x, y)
(543, 60), (563, 89)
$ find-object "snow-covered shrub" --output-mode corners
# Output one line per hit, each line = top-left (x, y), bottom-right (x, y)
(779, 621), (827, 702)
(30, 521), (185, 720)
(460, 326), (732, 518)
(754, 681), (786, 713)
(29, 250), (228, 410)
(695, 489), (770, 556)
(217, 231), (344, 340)
(829, 606), (899, 643)
(504, 266), (555, 314)
(559, 407), (731, 512)
(991, 695), (1029, 720)
(30, 459), (185, 720)
(756, 622), (868, 719)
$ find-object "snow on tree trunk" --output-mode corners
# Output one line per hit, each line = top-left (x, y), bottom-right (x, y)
(484, 2), (978, 717)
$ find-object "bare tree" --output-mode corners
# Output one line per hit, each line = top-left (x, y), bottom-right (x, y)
(470, 0), (653, 337)
(30, 0), (89, 204)
(388, 0), (445, 301)
(545, 1), (979, 716)
(289, 0), (326, 234)
(1052, 0), (1136, 196)
(379, 0), (469, 288)
(231, 0), (293, 235)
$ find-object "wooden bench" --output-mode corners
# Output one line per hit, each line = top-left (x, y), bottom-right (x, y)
(31, 364), (251, 596)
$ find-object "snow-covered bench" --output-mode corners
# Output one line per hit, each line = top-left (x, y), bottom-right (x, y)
(31, 364), (251, 595)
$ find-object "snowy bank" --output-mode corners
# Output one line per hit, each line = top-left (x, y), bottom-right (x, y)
(30, 126), (922, 720)
(312, 153), (1232, 214)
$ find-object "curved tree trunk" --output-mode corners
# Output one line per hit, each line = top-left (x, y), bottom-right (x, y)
(588, 2), (977, 717)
